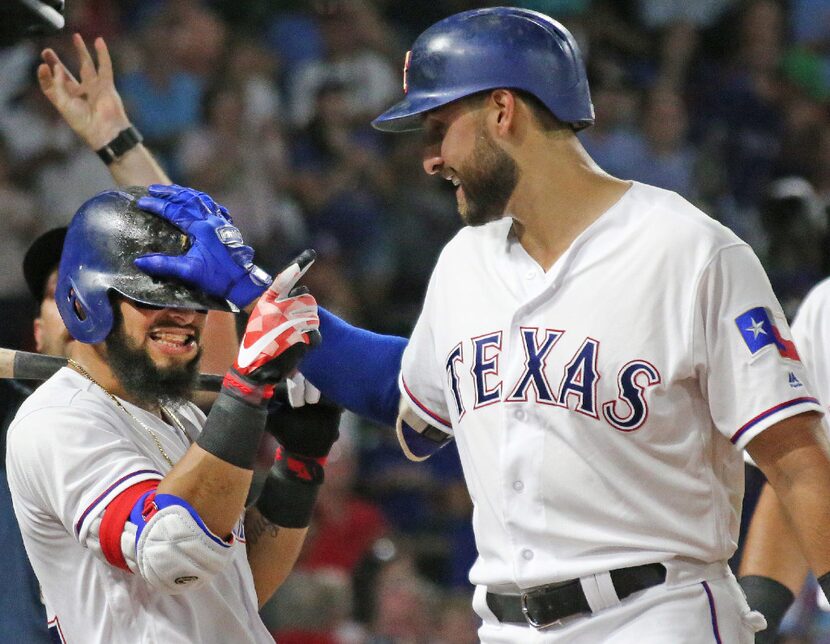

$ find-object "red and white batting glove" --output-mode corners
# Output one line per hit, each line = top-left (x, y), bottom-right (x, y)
(223, 250), (320, 407)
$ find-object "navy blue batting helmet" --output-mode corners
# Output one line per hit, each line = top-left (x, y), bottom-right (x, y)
(372, 7), (594, 133)
(57, 187), (236, 344)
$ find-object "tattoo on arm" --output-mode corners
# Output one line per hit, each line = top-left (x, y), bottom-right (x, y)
(247, 513), (280, 546)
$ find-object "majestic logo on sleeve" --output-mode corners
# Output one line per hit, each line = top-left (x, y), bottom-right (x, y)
(445, 327), (662, 433)
(735, 307), (800, 360)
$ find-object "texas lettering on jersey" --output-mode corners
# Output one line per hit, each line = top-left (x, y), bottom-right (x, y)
(444, 327), (662, 432)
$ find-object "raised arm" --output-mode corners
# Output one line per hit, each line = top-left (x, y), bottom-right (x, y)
(157, 251), (318, 534)
(38, 33), (169, 186)
(39, 35), (244, 380)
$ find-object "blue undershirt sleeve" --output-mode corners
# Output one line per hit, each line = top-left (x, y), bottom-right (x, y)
(298, 307), (407, 427)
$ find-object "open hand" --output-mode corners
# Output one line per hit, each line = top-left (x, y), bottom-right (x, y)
(38, 33), (131, 149)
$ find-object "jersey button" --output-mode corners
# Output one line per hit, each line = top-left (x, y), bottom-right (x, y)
(513, 481), (524, 492)
(525, 270), (536, 280)
(522, 549), (534, 560)
(514, 409), (527, 421)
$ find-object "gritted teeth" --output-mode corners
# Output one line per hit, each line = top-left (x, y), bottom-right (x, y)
(149, 330), (196, 346)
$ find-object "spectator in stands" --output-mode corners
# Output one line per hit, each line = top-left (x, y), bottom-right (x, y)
(368, 554), (443, 644)
(625, 85), (699, 199)
(757, 177), (825, 318)
(698, 0), (787, 208)
(176, 83), (306, 266)
(288, 0), (399, 129)
(289, 79), (394, 313)
(578, 80), (643, 180)
(0, 135), (41, 348)
(263, 569), (357, 644)
(118, 7), (216, 164)
(297, 421), (389, 576)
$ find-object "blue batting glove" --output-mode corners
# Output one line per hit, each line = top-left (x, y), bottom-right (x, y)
(134, 184), (272, 308)
(138, 183), (234, 224)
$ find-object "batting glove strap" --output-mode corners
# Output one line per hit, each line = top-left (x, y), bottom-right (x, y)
(196, 390), (268, 470)
(255, 449), (324, 528)
(275, 445), (327, 483)
(739, 575), (794, 643)
(222, 370), (276, 407)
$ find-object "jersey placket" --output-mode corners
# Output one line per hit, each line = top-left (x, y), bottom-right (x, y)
(499, 239), (571, 585)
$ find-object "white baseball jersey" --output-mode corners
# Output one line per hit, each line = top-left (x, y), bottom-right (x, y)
(400, 181), (821, 592)
(791, 277), (830, 412)
(5, 368), (272, 643)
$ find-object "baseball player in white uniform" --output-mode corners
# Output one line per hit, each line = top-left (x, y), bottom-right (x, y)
(289, 9), (830, 642)
(789, 279), (830, 410)
(738, 274), (830, 641)
(5, 185), (338, 643)
(32, 11), (830, 644)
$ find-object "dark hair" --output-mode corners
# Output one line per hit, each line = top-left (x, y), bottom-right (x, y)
(514, 91), (571, 132)
(465, 90), (572, 132)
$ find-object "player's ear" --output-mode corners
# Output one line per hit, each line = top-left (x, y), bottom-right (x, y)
(33, 317), (44, 353)
(488, 89), (517, 135)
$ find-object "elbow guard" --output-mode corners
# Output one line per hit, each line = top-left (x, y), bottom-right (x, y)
(395, 400), (453, 462)
(130, 492), (235, 594)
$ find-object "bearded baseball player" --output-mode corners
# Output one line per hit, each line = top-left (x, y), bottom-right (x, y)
(289, 9), (830, 641)
(5, 186), (340, 642)
(34, 9), (830, 643)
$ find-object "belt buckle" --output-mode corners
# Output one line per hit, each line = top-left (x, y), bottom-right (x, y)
(520, 588), (563, 629)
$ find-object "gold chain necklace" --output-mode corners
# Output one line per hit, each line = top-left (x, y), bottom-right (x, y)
(67, 358), (182, 468)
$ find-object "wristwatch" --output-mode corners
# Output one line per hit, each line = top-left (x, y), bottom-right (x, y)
(95, 126), (143, 165)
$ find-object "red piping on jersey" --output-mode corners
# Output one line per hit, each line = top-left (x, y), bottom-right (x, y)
(100, 479), (160, 571)
(400, 377), (452, 429)
(731, 397), (820, 444)
(74, 469), (162, 537)
(47, 615), (67, 643)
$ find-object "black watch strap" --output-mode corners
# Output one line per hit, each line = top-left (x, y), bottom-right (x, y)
(95, 126), (143, 165)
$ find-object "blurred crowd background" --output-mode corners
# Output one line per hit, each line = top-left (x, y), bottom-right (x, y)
(0, 0), (828, 642)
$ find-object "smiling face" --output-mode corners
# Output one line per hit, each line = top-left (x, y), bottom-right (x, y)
(421, 95), (520, 226)
(105, 297), (206, 407)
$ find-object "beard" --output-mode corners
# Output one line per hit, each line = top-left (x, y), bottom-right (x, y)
(106, 309), (201, 409)
(457, 125), (520, 226)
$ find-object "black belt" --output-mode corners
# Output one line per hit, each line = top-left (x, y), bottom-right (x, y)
(486, 563), (666, 628)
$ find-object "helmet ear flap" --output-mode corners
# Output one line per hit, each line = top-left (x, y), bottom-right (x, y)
(57, 274), (114, 345)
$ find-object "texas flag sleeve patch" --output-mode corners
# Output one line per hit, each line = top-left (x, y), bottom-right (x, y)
(735, 307), (800, 360)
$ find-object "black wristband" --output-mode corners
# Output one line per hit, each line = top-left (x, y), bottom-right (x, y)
(739, 575), (795, 643)
(196, 390), (266, 470)
(255, 454), (323, 528)
(96, 126), (143, 164)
